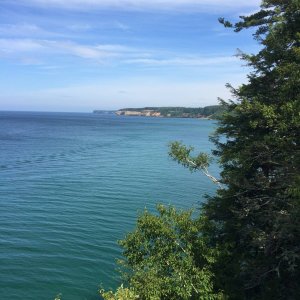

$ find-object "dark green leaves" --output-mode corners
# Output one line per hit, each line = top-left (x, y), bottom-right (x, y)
(209, 1), (300, 298)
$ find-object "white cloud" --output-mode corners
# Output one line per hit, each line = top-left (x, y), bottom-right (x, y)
(43, 40), (113, 59)
(0, 24), (42, 36)
(0, 23), (77, 39)
(0, 38), (132, 61)
(13, 0), (261, 12)
(0, 38), (239, 68)
(125, 56), (237, 67)
(67, 24), (93, 31)
(0, 39), (44, 53)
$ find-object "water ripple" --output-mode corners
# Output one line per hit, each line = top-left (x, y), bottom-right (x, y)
(0, 112), (217, 300)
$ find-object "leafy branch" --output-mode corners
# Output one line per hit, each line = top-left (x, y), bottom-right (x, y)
(168, 141), (223, 188)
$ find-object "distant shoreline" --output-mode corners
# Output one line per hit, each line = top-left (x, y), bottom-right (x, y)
(114, 110), (211, 119)
(93, 105), (224, 119)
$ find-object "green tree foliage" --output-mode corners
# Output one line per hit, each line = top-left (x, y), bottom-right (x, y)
(203, 1), (300, 298)
(102, 1), (299, 299)
(101, 285), (138, 300)
(169, 141), (221, 187)
(101, 205), (223, 300)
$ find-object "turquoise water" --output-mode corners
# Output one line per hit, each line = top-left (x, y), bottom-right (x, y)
(0, 112), (218, 300)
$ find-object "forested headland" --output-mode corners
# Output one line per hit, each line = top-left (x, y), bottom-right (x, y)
(114, 105), (224, 118)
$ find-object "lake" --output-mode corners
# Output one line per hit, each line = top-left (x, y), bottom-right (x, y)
(0, 112), (218, 300)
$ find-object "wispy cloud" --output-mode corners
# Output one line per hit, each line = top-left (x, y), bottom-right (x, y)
(0, 38), (133, 61)
(125, 56), (237, 67)
(67, 24), (93, 32)
(0, 39), (44, 54)
(0, 38), (239, 68)
(45, 40), (116, 59)
(0, 24), (43, 36)
(11, 0), (261, 12)
(0, 23), (79, 39)
(0, 21), (130, 41)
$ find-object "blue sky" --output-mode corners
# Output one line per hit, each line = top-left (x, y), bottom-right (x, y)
(0, 0), (261, 112)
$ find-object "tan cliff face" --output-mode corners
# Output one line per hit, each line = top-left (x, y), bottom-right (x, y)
(116, 110), (162, 117)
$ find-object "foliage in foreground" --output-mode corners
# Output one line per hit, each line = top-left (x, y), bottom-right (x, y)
(101, 205), (223, 300)
(103, 0), (300, 299)
(101, 285), (138, 300)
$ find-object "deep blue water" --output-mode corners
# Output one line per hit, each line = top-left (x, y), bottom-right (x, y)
(0, 112), (218, 300)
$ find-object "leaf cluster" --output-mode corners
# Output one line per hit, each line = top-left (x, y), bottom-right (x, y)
(168, 141), (211, 172)
(115, 205), (223, 300)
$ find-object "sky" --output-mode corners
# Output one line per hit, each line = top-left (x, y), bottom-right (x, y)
(0, 0), (261, 112)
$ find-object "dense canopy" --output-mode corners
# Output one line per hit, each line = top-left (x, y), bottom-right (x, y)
(102, 1), (300, 299)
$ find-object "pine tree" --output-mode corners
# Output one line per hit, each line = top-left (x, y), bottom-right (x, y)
(204, 1), (300, 298)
